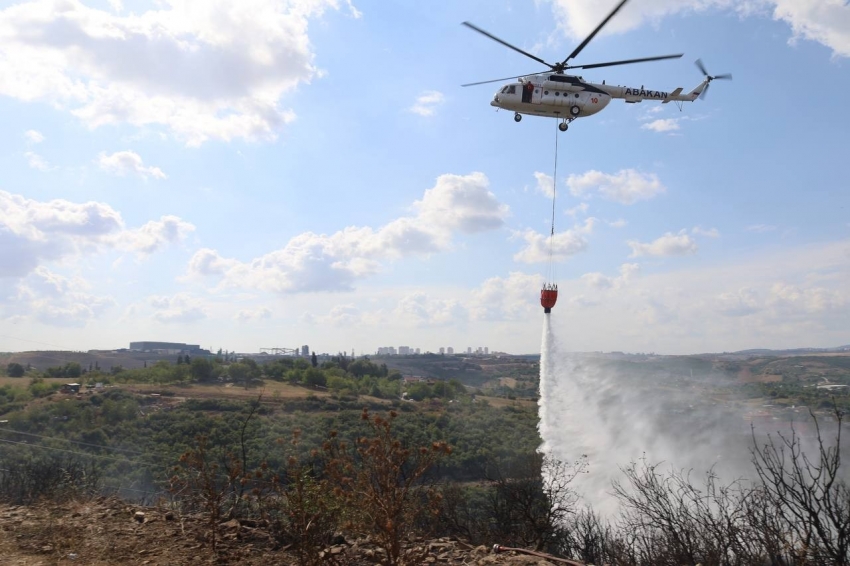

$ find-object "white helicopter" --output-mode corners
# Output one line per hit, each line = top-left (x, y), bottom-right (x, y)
(463, 0), (731, 131)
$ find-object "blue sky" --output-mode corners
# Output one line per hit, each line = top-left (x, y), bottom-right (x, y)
(1, 0), (848, 355)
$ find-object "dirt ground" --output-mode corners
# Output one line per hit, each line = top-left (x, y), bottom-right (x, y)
(0, 498), (574, 565)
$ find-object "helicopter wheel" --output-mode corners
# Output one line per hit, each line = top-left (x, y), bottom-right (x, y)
(514, 113), (522, 123)
(558, 122), (568, 132)
(570, 105), (580, 117)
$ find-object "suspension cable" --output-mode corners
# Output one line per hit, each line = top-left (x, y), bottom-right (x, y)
(547, 120), (559, 285)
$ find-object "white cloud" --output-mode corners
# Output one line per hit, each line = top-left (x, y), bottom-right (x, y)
(767, 282), (847, 315)
(97, 151), (167, 180)
(235, 307), (272, 322)
(0, 0), (360, 145)
(582, 263), (640, 290)
(641, 118), (680, 133)
(394, 293), (466, 327)
(186, 172), (509, 293)
(547, 0), (850, 58)
(627, 230), (698, 257)
(567, 169), (666, 205)
(607, 218), (628, 228)
(692, 226), (721, 238)
(716, 287), (761, 317)
(2, 267), (115, 327)
(24, 130), (44, 144)
(24, 151), (50, 171)
(747, 224), (777, 233)
(409, 90), (445, 116)
(187, 248), (237, 277)
(0, 190), (193, 280)
(414, 172), (509, 234)
(119, 215), (195, 255)
(513, 218), (596, 264)
(534, 171), (555, 198)
(149, 293), (207, 323)
(567, 202), (589, 218)
(469, 271), (540, 322)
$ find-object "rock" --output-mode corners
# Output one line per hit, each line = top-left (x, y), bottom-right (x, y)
(133, 511), (145, 523)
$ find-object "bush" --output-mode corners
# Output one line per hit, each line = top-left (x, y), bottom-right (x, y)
(6, 362), (25, 377)
(0, 457), (101, 505)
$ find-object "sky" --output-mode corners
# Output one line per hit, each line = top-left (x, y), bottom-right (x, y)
(1, 0), (849, 356)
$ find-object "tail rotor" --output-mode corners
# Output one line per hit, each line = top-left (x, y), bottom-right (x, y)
(695, 59), (731, 100)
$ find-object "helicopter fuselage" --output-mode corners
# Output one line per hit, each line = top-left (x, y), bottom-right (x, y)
(490, 73), (706, 121)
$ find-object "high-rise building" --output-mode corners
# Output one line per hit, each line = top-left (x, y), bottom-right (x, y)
(484, 347), (489, 355)
(467, 347), (472, 354)
(439, 347), (445, 354)
(301, 345), (310, 357)
(399, 346), (411, 355)
(447, 347), (454, 355)
(415, 348), (421, 354)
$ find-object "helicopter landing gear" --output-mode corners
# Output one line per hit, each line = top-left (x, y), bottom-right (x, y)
(570, 105), (581, 117)
(514, 113), (522, 123)
(558, 117), (574, 132)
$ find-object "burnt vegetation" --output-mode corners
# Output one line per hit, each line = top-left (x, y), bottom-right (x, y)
(3, 404), (849, 565)
(2, 352), (850, 564)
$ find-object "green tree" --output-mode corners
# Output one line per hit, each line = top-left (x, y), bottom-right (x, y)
(303, 368), (327, 387)
(190, 357), (214, 382)
(6, 363), (25, 378)
(228, 362), (253, 388)
(64, 362), (82, 378)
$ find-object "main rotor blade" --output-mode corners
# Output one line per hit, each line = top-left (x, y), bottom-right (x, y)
(700, 83), (711, 100)
(562, 0), (630, 65)
(462, 22), (552, 68)
(695, 58), (709, 76)
(461, 72), (544, 87)
(713, 73), (732, 80)
(572, 53), (683, 70)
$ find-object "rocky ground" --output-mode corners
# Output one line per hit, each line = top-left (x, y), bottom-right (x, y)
(0, 498), (579, 565)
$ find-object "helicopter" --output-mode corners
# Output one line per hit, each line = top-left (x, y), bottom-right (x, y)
(462, 0), (731, 131)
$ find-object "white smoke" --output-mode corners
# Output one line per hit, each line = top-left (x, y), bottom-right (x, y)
(538, 314), (755, 516)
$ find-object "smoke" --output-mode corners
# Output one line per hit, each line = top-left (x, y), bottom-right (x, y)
(538, 314), (755, 516)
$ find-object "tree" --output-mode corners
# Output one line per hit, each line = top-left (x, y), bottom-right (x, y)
(177, 354), (184, 365)
(227, 363), (250, 387)
(311, 351), (318, 368)
(190, 357), (214, 382)
(64, 362), (81, 378)
(485, 454), (586, 552)
(303, 368), (326, 388)
(6, 363), (25, 378)
(325, 409), (451, 566)
(751, 407), (850, 565)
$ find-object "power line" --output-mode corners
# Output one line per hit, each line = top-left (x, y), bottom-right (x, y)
(0, 438), (160, 468)
(0, 334), (67, 349)
(0, 427), (147, 456)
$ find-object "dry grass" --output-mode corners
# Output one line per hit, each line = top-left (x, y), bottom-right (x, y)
(123, 381), (332, 402)
(476, 395), (536, 409)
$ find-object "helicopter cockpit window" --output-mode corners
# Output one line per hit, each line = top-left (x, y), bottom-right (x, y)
(507, 85), (516, 94)
(500, 87), (508, 93)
